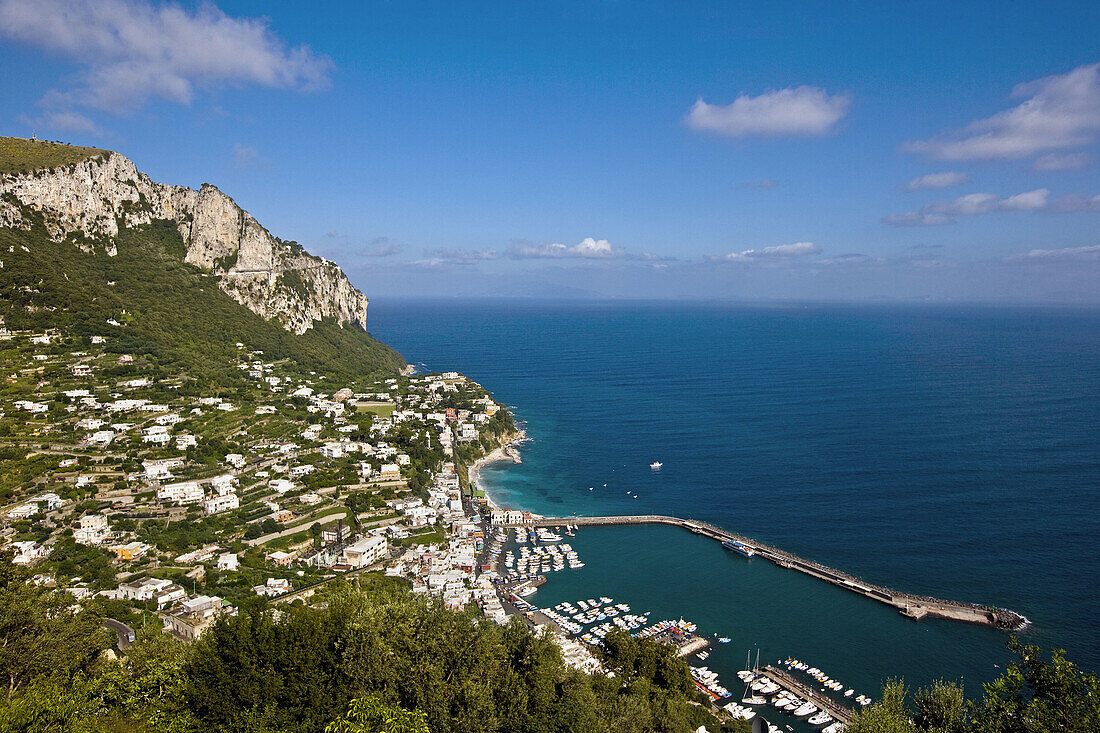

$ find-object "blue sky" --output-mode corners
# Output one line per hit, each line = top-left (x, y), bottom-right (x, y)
(2, 0), (1099, 301)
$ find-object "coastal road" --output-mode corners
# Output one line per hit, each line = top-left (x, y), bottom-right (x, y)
(103, 618), (136, 649)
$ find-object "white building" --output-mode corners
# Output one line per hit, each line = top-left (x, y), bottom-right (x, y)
(36, 493), (64, 511)
(9, 541), (48, 566)
(342, 536), (388, 568)
(74, 514), (111, 545)
(160, 595), (235, 640)
(320, 442), (346, 459)
(253, 578), (291, 597)
(203, 493), (239, 515)
(269, 479), (295, 494)
(158, 481), (204, 505)
(119, 577), (187, 609)
(142, 431), (171, 445)
(209, 474), (237, 495)
(404, 505), (436, 527)
(7, 504), (38, 520)
(87, 430), (116, 447)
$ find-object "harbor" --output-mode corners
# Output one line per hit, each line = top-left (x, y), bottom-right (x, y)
(490, 513), (1027, 630)
(481, 519), (893, 732)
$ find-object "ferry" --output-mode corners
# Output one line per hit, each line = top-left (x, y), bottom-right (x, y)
(722, 539), (756, 558)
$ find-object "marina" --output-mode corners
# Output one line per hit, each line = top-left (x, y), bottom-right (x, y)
(490, 522), (865, 731)
(491, 514), (1026, 630)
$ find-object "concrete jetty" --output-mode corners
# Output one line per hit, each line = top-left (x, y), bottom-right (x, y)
(493, 514), (1027, 630)
(758, 664), (855, 725)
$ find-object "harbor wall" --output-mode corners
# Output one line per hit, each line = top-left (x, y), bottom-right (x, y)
(497, 514), (1026, 630)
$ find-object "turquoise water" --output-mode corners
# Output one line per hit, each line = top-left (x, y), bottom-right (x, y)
(368, 300), (1100, 705)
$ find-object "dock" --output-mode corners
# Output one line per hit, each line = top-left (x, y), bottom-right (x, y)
(758, 664), (855, 726)
(493, 514), (1026, 630)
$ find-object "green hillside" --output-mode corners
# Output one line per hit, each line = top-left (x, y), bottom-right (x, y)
(0, 135), (107, 175)
(0, 204), (405, 385)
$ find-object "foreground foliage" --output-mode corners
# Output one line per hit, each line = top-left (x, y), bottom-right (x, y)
(0, 562), (716, 732)
(847, 639), (1100, 733)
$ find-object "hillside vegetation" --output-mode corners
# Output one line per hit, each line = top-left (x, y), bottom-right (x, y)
(0, 136), (107, 175)
(0, 565), (723, 733)
(0, 204), (405, 385)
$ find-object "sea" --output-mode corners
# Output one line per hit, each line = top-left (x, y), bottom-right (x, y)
(367, 299), (1100, 716)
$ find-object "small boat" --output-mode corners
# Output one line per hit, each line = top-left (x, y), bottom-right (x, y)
(718, 637), (731, 643)
(794, 702), (818, 718)
(650, 461), (662, 470)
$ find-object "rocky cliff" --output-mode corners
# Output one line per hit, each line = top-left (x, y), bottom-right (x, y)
(0, 144), (367, 335)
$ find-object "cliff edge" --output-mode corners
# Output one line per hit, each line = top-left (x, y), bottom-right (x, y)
(0, 136), (367, 335)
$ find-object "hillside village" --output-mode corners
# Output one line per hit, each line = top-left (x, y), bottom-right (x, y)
(0, 319), (529, 643)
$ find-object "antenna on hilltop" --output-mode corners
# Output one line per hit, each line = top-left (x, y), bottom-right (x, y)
(31, 129), (37, 142)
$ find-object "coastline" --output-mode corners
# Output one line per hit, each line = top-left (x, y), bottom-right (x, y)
(468, 432), (527, 512)
(468, 418), (1026, 632)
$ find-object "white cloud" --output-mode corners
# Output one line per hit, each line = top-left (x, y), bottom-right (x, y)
(710, 241), (821, 261)
(413, 248), (498, 267)
(886, 188), (1057, 225)
(18, 109), (104, 135)
(1032, 152), (1091, 171)
(999, 189), (1052, 211)
(817, 253), (886, 266)
(902, 172), (969, 191)
(0, 0), (333, 119)
(686, 86), (850, 138)
(1013, 244), (1100, 260)
(925, 189), (1050, 216)
(511, 237), (623, 259)
(358, 238), (401, 257)
(1046, 194), (1100, 213)
(882, 212), (955, 227)
(904, 63), (1100, 160)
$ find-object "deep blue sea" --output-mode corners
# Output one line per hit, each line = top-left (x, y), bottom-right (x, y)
(367, 299), (1100, 709)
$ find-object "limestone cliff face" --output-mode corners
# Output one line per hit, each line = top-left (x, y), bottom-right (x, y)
(0, 151), (368, 335)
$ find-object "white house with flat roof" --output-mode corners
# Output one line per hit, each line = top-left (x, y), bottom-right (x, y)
(203, 493), (239, 515)
(342, 536), (388, 568)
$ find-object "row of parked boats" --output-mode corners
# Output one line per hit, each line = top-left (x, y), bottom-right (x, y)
(505, 543), (585, 573)
(727, 668), (846, 732)
(541, 597), (652, 641)
(782, 658), (873, 707)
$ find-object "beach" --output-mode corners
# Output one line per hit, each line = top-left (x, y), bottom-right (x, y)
(468, 436), (525, 511)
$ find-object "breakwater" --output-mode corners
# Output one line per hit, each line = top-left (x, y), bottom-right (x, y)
(493, 514), (1027, 630)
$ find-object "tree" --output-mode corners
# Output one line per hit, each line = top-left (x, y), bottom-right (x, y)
(848, 640), (1100, 733)
(0, 558), (110, 696)
(326, 696), (430, 733)
(971, 640), (1100, 733)
(0, 674), (107, 733)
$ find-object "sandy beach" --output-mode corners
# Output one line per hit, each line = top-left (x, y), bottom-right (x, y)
(468, 435), (526, 511)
